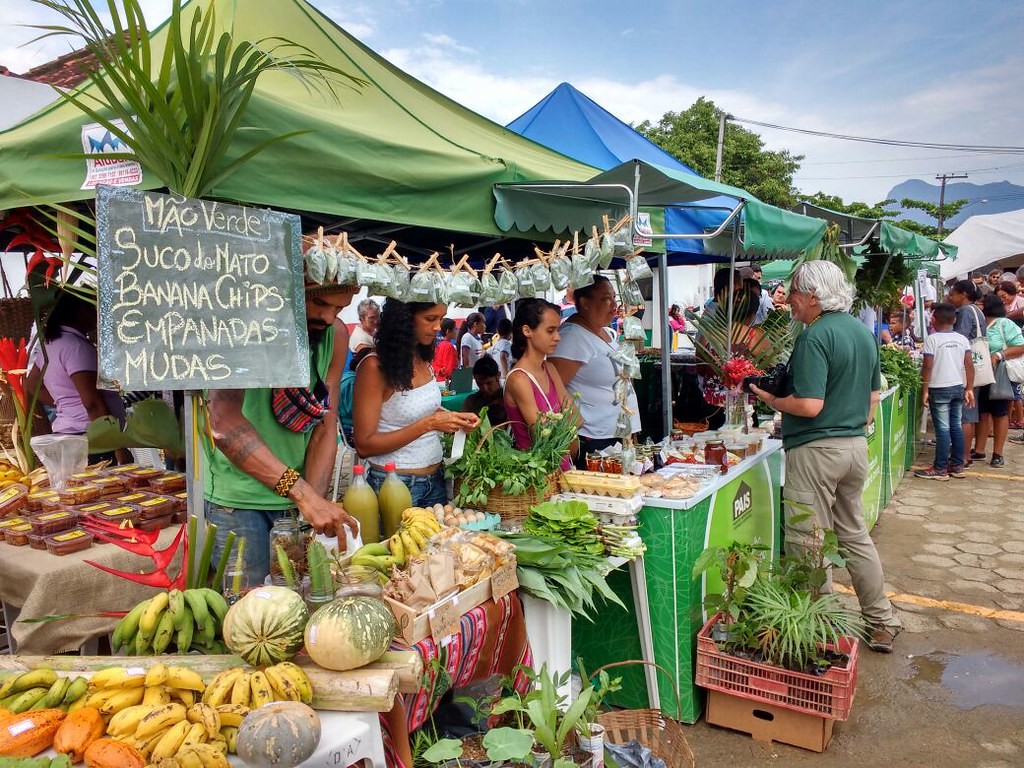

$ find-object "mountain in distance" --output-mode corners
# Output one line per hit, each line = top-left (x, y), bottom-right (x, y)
(884, 179), (1024, 228)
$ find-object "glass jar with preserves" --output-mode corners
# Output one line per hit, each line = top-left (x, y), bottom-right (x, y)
(704, 440), (728, 474)
(335, 564), (383, 600)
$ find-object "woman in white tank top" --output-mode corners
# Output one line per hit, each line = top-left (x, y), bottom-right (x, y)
(353, 301), (480, 506)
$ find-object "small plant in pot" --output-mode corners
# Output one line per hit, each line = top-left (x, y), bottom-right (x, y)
(692, 539), (770, 641)
(573, 659), (623, 768)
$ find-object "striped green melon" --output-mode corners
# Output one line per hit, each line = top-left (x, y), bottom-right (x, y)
(223, 586), (308, 667)
(236, 701), (321, 767)
(304, 596), (396, 671)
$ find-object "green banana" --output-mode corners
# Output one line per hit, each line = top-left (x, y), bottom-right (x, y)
(3, 669), (58, 696)
(351, 541), (390, 559)
(351, 554), (389, 573)
(183, 588), (211, 628)
(34, 676), (71, 710)
(62, 676), (89, 706)
(152, 609), (176, 654)
(135, 624), (152, 655)
(200, 615), (216, 647)
(168, 588), (185, 630)
(176, 604), (195, 653)
(112, 599), (149, 651)
(198, 588), (229, 624)
(7, 686), (48, 713)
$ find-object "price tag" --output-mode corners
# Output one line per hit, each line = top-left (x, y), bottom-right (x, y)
(428, 597), (461, 640)
(490, 562), (519, 600)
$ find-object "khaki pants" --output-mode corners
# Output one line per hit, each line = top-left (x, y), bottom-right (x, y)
(784, 436), (900, 629)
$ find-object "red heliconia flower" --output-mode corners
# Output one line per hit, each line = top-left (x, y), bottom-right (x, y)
(0, 337), (29, 413)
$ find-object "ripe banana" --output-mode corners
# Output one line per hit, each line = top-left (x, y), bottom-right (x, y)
(213, 703), (249, 728)
(187, 702), (221, 739)
(400, 529), (419, 559)
(229, 672), (251, 707)
(181, 743), (231, 768)
(404, 524), (427, 550)
(219, 725), (238, 753)
(90, 666), (147, 689)
(139, 591), (171, 640)
(135, 728), (169, 760)
(165, 666), (205, 692)
(202, 669), (242, 707)
(272, 662), (314, 705)
(388, 533), (406, 564)
(169, 687), (196, 707)
(134, 702), (188, 740)
(181, 720), (209, 749)
(108, 704), (152, 736)
(176, 749), (206, 768)
(100, 685), (146, 715)
(247, 671), (274, 709)
(145, 664), (170, 688)
(263, 666), (301, 703)
(150, 718), (192, 761)
(143, 685), (171, 707)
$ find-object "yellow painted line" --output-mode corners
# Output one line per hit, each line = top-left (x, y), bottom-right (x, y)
(834, 583), (1024, 624)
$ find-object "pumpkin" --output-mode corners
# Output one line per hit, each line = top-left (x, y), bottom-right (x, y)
(304, 596), (396, 672)
(0, 708), (65, 757)
(83, 737), (145, 768)
(53, 705), (105, 763)
(235, 701), (320, 768)
(223, 586), (309, 667)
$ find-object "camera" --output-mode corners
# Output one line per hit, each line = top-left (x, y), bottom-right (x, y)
(742, 363), (789, 397)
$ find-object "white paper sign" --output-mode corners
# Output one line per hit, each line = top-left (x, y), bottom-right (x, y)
(633, 212), (653, 247)
(81, 119), (143, 189)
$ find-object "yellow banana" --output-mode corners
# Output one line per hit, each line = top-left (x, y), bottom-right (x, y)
(83, 687), (122, 710)
(150, 719), (191, 761)
(202, 669), (242, 706)
(135, 729), (169, 760)
(181, 720), (209, 749)
(400, 529), (419, 558)
(388, 532), (405, 564)
(145, 663), (170, 688)
(176, 749), (206, 768)
(107, 704), (153, 736)
(139, 591), (171, 639)
(165, 666), (206, 692)
(272, 662), (314, 705)
(219, 725), (238, 753)
(229, 672), (251, 707)
(134, 702), (188, 740)
(213, 703), (249, 727)
(248, 671), (274, 708)
(90, 666), (147, 689)
(168, 687), (196, 707)
(263, 666), (301, 703)
(187, 702), (222, 739)
(143, 685), (171, 706)
(404, 524), (427, 550)
(185, 743), (230, 768)
(100, 685), (146, 715)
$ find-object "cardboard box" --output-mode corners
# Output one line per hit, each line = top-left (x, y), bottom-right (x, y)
(705, 689), (835, 752)
(384, 560), (517, 645)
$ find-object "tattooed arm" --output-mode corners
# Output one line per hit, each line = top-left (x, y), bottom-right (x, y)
(302, 320), (347, 496)
(207, 387), (355, 539)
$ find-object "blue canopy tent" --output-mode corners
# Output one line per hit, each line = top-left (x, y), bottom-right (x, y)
(506, 83), (731, 261)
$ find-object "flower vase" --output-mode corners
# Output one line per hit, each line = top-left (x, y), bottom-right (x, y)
(725, 393), (747, 430)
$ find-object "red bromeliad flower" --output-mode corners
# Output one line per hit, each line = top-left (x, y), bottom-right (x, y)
(721, 356), (762, 390)
(0, 337), (29, 413)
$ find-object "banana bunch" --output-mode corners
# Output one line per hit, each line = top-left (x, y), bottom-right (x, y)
(71, 663), (205, 724)
(350, 506), (443, 572)
(0, 668), (90, 713)
(112, 588), (229, 656)
(0, 460), (44, 490)
(144, 743), (231, 768)
(107, 697), (241, 764)
(201, 662), (313, 709)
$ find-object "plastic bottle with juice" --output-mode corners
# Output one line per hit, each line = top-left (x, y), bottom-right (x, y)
(378, 462), (412, 538)
(343, 465), (380, 543)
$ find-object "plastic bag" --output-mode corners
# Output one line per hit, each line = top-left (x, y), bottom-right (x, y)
(621, 279), (644, 309)
(480, 272), (502, 305)
(584, 237), (602, 269)
(613, 226), (633, 257)
(614, 408), (634, 439)
(517, 267), (537, 298)
(323, 245), (339, 283)
(336, 249), (358, 285)
(613, 376), (631, 405)
(530, 262), (552, 292)
(570, 252), (595, 290)
(305, 242), (327, 284)
(498, 270), (519, 304)
(432, 271), (450, 305)
(387, 263), (411, 300)
(622, 314), (646, 341)
(549, 255), (571, 291)
(408, 270), (439, 303)
(599, 233), (615, 269)
(449, 272), (481, 307)
(626, 253), (653, 282)
(610, 343), (642, 379)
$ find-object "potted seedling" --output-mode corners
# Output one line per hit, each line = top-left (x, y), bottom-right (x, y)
(573, 660), (623, 768)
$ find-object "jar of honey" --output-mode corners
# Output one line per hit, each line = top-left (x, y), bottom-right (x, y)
(704, 440), (728, 474)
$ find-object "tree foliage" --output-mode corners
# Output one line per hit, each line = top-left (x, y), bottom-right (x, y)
(636, 97), (803, 208)
(801, 191), (898, 221)
(895, 197), (970, 238)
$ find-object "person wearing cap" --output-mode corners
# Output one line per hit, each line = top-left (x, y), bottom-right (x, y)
(203, 248), (360, 587)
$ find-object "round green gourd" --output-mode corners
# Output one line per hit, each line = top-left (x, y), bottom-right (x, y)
(304, 596), (396, 671)
(223, 586), (308, 667)
(236, 701), (321, 768)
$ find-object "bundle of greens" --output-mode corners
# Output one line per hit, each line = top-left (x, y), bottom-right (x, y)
(524, 500), (604, 557)
(495, 532), (624, 618)
(879, 344), (921, 394)
(448, 403), (578, 508)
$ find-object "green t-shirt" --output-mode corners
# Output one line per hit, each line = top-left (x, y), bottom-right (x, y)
(203, 326), (334, 510)
(782, 312), (881, 451)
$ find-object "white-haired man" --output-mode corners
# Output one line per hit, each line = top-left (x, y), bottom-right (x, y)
(750, 261), (902, 653)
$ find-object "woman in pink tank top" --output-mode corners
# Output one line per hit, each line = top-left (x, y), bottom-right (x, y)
(504, 299), (578, 470)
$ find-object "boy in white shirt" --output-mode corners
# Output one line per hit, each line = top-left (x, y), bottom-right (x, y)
(916, 302), (975, 480)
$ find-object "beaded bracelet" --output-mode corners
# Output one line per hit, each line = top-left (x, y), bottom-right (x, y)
(275, 467), (301, 497)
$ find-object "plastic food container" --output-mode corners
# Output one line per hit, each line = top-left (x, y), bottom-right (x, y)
(90, 506), (141, 525)
(136, 495), (176, 520)
(57, 483), (103, 506)
(171, 491), (188, 513)
(108, 463), (141, 475)
(25, 489), (59, 513)
(30, 510), (78, 536)
(125, 468), (164, 488)
(27, 532), (49, 550)
(0, 516), (28, 531)
(91, 476), (130, 496)
(74, 501), (117, 518)
(137, 514), (173, 532)
(113, 492), (154, 507)
(41, 496), (69, 514)
(726, 442), (748, 460)
(68, 470), (105, 486)
(3, 523), (33, 545)
(0, 483), (29, 517)
(148, 473), (186, 493)
(45, 528), (94, 556)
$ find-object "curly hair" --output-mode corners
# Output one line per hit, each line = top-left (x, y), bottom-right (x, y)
(375, 300), (437, 391)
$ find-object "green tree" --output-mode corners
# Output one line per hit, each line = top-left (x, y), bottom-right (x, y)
(895, 197), (970, 239)
(636, 97), (803, 208)
(801, 191), (898, 221)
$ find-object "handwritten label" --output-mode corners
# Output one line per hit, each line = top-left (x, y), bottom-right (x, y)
(428, 597), (461, 640)
(490, 561), (519, 600)
(97, 186), (309, 390)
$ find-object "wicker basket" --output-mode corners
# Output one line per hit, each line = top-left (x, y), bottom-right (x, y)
(455, 472), (559, 527)
(592, 660), (696, 768)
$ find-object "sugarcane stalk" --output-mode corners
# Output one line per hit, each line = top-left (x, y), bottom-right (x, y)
(212, 531), (237, 596)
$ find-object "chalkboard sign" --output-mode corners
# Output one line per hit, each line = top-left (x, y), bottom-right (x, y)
(97, 186), (310, 391)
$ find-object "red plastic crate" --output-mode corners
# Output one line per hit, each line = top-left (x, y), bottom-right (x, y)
(695, 612), (859, 721)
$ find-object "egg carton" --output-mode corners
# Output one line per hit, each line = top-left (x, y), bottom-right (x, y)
(550, 492), (643, 520)
(558, 470), (642, 498)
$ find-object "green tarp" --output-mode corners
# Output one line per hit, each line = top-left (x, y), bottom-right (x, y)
(0, 0), (597, 238)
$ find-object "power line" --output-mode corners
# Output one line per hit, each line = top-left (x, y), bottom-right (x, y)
(801, 152), (1024, 166)
(732, 117), (1024, 154)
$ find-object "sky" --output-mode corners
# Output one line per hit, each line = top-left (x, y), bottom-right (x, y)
(2, 0), (1023, 206)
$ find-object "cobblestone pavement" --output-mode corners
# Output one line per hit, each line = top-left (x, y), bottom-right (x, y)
(684, 435), (1024, 766)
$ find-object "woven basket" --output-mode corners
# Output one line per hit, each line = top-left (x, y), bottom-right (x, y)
(0, 297), (35, 342)
(592, 660), (696, 768)
(455, 471), (559, 527)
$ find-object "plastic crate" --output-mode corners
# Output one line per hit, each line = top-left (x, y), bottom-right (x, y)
(695, 612), (859, 721)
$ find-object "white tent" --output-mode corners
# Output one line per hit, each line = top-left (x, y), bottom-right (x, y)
(0, 75), (58, 130)
(942, 209), (1024, 280)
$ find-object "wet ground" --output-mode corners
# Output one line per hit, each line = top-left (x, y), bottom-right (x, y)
(683, 434), (1024, 766)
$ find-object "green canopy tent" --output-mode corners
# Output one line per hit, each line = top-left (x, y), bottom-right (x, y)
(494, 160), (830, 436)
(0, 0), (599, 259)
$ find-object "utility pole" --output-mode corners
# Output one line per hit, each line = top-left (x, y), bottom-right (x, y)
(714, 112), (731, 183)
(935, 172), (968, 237)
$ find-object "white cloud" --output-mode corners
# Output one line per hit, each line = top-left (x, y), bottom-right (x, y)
(313, 1), (376, 39)
(421, 33), (474, 54)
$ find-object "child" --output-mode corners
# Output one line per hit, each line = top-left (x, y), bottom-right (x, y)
(488, 318), (513, 380)
(461, 355), (507, 425)
(887, 310), (917, 350)
(432, 318), (458, 382)
(915, 302), (975, 480)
